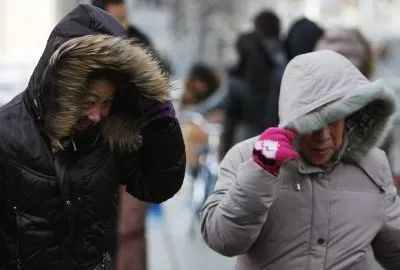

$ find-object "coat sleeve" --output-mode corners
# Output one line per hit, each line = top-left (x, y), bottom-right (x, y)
(200, 139), (280, 257)
(121, 117), (186, 203)
(372, 158), (400, 269)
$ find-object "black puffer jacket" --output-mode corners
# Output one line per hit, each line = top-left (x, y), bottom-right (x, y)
(0, 5), (185, 269)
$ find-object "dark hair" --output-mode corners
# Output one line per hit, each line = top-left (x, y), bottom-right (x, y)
(92, 0), (125, 10)
(181, 64), (220, 107)
(188, 64), (220, 91)
(253, 10), (281, 38)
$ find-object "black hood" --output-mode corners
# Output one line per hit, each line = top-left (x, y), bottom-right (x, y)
(25, 4), (125, 114)
(23, 4), (170, 153)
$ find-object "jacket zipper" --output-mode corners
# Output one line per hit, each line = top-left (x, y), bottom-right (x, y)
(14, 206), (22, 270)
(16, 258), (22, 270)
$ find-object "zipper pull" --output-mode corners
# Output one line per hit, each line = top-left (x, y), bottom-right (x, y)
(17, 258), (22, 270)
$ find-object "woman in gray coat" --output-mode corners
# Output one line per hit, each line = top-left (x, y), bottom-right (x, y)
(200, 50), (400, 270)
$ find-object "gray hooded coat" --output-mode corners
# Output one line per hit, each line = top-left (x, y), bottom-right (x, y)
(200, 50), (400, 270)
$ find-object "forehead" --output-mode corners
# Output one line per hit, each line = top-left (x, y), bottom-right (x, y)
(88, 79), (116, 98)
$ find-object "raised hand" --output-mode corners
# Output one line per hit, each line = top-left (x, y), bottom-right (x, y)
(252, 127), (300, 175)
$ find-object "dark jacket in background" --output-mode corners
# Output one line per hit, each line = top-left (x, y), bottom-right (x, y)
(222, 32), (286, 156)
(284, 17), (324, 61)
(0, 5), (185, 269)
(127, 25), (171, 75)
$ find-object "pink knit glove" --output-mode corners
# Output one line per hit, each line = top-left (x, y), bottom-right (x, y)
(252, 128), (300, 175)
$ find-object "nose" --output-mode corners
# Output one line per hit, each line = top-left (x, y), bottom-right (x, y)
(313, 126), (330, 141)
(87, 106), (107, 123)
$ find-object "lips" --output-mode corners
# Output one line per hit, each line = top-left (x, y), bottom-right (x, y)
(310, 147), (333, 154)
(311, 147), (330, 151)
(76, 121), (95, 132)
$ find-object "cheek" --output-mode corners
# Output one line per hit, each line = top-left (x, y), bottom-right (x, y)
(83, 107), (95, 117)
(333, 127), (346, 149)
(101, 104), (112, 117)
(334, 135), (343, 148)
(298, 137), (311, 157)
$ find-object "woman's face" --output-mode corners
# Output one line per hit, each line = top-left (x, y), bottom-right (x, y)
(75, 79), (116, 133)
(298, 120), (346, 166)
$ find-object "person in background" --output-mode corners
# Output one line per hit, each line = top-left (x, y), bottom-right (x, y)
(179, 63), (222, 172)
(315, 27), (372, 77)
(0, 5), (185, 269)
(201, 50), (400, 269)
(284, 17), (324, 61)
(221, 9), (286, 157)
(316, 27), (400, 191)
(92, 0), (171, 75)
(180, 63), (222, 114)
(91, 1), (172, 269)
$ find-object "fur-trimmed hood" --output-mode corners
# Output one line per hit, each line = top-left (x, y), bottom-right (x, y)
(24, 5), (169, 153)
(279, 50), (396, 162)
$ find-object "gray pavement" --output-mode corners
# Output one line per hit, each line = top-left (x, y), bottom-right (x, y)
(147, 181), (235, 270)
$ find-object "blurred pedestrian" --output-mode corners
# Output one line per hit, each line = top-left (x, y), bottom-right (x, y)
(92, 0), (172, 75)
(179, 63), (222, 172)
(0, 5), (185, 269)
(285, 17), (324, 61)
(180, 63), (225, 121)
(180, 63), (221, 112)
(201, 50), (400, 269)
(316, 27), (400, 190)
(315, 27), (372, 77)
(221, 9), (286, 157)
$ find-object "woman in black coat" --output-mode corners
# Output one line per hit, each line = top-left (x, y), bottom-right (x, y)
(0, 5), (185, 269)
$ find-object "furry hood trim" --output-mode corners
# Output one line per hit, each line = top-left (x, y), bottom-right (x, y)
(44, 34), (170, 153)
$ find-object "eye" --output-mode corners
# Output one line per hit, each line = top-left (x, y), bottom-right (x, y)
(328, 121), (340, 129)
(104, 99), (114, 106)
(84, 100), (96, 108)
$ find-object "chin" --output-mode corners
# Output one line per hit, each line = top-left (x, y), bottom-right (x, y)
(309, 160), (329, 166)
(304, 151), (334, 166)
(309, 155), (333, 166)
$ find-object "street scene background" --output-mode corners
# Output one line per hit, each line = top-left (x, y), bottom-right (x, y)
(1, 1), (400, 269)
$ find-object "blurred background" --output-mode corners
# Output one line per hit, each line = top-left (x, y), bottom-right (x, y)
(1, 0), (400, 269)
